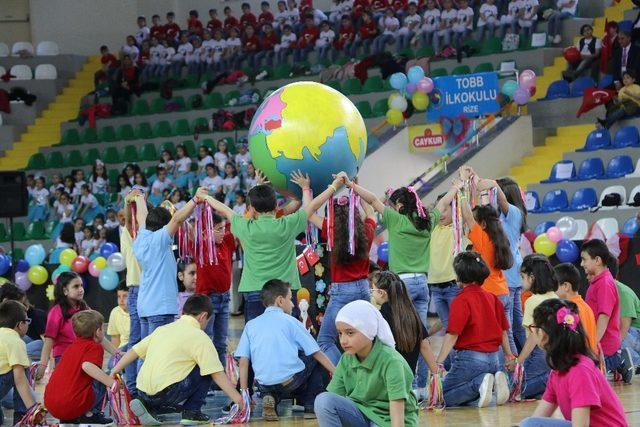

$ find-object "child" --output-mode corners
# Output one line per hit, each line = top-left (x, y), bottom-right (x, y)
(207, 8), (223, 33)
(150, 14), (164, 39)
(73, 217), (85, 244)
(76, 184), (100, 223)
(174, 33), (194, 76)
(295, 15), (320, 61)
(105, 208), (119, 229)
(201, 163), (224, 193)
(235, 142), (252, 175)
(500, 0), (519, 37)
(165, 12), (181, 42)
(434, 252), (513, 407)
(240, 24), (260, 69)
(514, 254), (558, 399)
(315, 300), (418, 426)
(224, 6), (240, 33)
(107, 283), (130, 355)
(49, 173), (64, 195)
(420, 0), (440, 53)
(44, 310), (115, 425)
(116, 175), (132, 209)
(28, 176), (49, 222)
(173, 144), (193, 188)
(259, 1), (275, 26)
(207, 29), (227, 71)
(214, 139), (230, 173)
(151, 166), (174, 203)
(373, 8), (399, 54)
(546, 0), (578, 44)
(159, 149), (176, 175)
(177, 258), (197, 316)
(476, 0), (498, 41)
(224, 27), (243, 71)
(334, 16), (356, 59)
(222, 162), (240, 206)
(517, 0), (539, 39)
(185, 37), (204, 76)
(80, 225), (96, 257)
(438, 0), (456, 48)
(452, 0), (474, 46)
(197, 147), (214, 177)
(0, 300), (36, 425)
(563, 24), (602, 83)
(315, 21), (335, 61)
(397, 3), (421, 50)
(244, 163), (258, 190)
(187, 9), (204, 36)
(236, 280), (336, 420)
(240, 2), (258, 29)
(0, 285), (46, 360)
(112, 295), (243, 425)
(90, 160), (108, 195)
(169, 188), (186, 210)
(608, 259), (640, 366)
(233, 191), (247, 215)
(135, 15), (150, 45)
(121, 35), (140, 62)
(597, 70), (640, 129)
(275, 25), (297, 63)
(581, 239), (634, 383)
(519, 299), (627, 427)
(160, 39), (177, 77)
(554, 263), (598, 354)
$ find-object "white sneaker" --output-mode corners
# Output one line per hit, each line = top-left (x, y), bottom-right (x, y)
(478, 374), (494, 408)
(412, 387), (426, 402)
(553, 34), (562, 44)
(547, 34), (553, 42)
(494, 371), (510, 405)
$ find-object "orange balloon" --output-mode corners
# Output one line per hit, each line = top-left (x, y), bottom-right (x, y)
(297, 288), (310, 303)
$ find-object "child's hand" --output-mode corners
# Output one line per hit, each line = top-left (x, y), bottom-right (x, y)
(195, 187), (210, 201)
(290, 170), (311, 190)
(332, 171), (351, 188)
(256, 169), (270, 185)
(504, 357), (516, 372)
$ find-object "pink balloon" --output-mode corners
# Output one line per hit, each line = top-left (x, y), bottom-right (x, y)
(519, 69), (537, 90)
(417, 77), (434, 94)
(547, 226), (563, 243)
(88, 261), (101, 278)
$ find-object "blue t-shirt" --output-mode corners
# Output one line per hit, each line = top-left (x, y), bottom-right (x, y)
(133, 226), (178, 317)
(235, 306), (320, 386)
(500, 204), (524, 288)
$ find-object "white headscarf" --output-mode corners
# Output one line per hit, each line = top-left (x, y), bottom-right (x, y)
(335, 300), (396, 348)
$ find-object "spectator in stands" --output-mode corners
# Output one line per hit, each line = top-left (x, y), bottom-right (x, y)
(207, 9), (223, 33)
(174, 145), (194, 188)
(121, 36), (140, 62)
(275, 24), (297, 63)
(438, 0), (456, 48)
(373, 9), (400, 54)
(517, 0), (539, 39)
(187, 10), (204, 37)
(316, 21), (336, 61)
(500, 0), (519, 38)
(305, 6), (329, 26)
(274, 1), (291, 31)
(50, 174), (64, 195)
(134, 172), (149, 194)
(80, 225), (97, 257)
(597, 70), (640, 129)
(452, 0), (474, 46)
(563, 24), (601, 82)
(56, 223), (77, 250)
(197, 146), (215, 177)
(371, 0), (389, 22)
(74, 170), (87, 197)
(73, 218), (85, 245)
(206, 29), (226, 71)
(241, 2), (258, 30)
(223, 163), (241, 206)
(165, 12), (181, 42)
(244, 163), (258, 189)
(149, 36), (164, 77)
(295, 15), (320, 61)
(150, 14), (164, 40)
(601, 21), (620, 75)
(201, 164), (224, 194)
(234, 191), (247, 215)
(138, 40), (153, 81)
(335, 15), (357, 59)
(28, 177), (49, 222)
(224, 7), (240, 33)
(105, 209), (119, 230)
(259, 2), (275, 26)
(223, 27), (242, 71)
(354, 11), (378, 55)
(256, 24), (278, 67)
(111, 55), (139, 115)
(420, 0), (440, 52)
(135, 16), (150, 45)
(116, 176), (131, 210)
(95, 45), (119, 87)
(287, 0), (302, 31)
(90, 160), (108, 195)
(546, 0), (578, 45)
(54, 192), (74, 227)
(610, 30), (640, 87)
(477, 0), (498, 41)
(159, 39), (176, 77)
(235, 142), (252, 176)
(151, 167), (176, 201)
(186, 37), (204, 76)
(397, 3), (421, 50)
(240, 24), (261, 68)
(175, 33), (193, 76)
(214, 140), (230, 174)
(76, 185), (100, 223)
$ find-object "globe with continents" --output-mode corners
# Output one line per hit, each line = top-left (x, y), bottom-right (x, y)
(248, 81), (367, 198)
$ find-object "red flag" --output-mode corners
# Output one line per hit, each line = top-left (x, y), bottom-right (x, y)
(576, 87), (616, 117)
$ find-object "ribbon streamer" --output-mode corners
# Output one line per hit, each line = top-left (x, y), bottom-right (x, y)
(451, 190), (464, 255)
(508, 359), (524, 402)
(193, 203), (218, 266)
(213, 389), (251, 424)
(407, 186), (426, 218)
(225, 353), (239, 383)
(327, 196), (335, 251)
(14, 403), (48, 427)
(425, 368), (446, 412)
(348, 188), (358, 255)
(27, 362), (40, 389)
(103, 373), (140, 425)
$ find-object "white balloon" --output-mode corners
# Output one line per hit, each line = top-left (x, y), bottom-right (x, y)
(390, 95), (408, 112)
(556, 216), (578, 240)
(107, 252), (126, 272)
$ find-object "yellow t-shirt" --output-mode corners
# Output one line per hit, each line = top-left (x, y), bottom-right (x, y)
(133, 315), (223, 395)
(107, 306), (131, 347)
(523, 291), (558, 335)
(0, 328), (30, 375)
(619, 84), (640, 106)
(428, 224), (466, 283)
(120, 227), (141, 287)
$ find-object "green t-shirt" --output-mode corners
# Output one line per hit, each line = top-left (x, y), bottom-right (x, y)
(231, 210), (307, 292)
(382, 207), (440, 274)
(327, 339), (419, 427)
(616, 280), (640, 329)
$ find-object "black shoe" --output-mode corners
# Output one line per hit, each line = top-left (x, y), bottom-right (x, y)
(221, 402), (233, 414)
(620, 348), (635, 384)
(74, 412), (113, 425)
(180, 410), (210, 425)
(596, 118), (606, 128)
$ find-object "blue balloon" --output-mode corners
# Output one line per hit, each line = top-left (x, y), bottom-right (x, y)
(25, 244), (46, 267)
(89, 252), (100, 261)
(622, 217), (639, 237)
(98, 268), (119, 291)
(0, 255), (10, 275)
(16, 259), (29, 273)
(407, 66), (425, 84)
(556, 239), (579, 263)
(100, 242), (118, 259)
(377, 242), (389, 263)
(501, 80), (519, 98)
(49, 247), (64, 264)
(389, 73), (408, 91)
(534, 221), (555, 237)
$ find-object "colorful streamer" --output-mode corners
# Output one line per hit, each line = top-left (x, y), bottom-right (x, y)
(14, 403), (48, 427)
(451, 190), (464, 255)
(348, 188), (358, 255)
(225, 353), (239, 383)
(193, 203), (218, 266)
(103, 374), (141, 425)
(406, 186), (426, 218)
(213, 389), (251, 424)
(425, 367), (446, 412)
(509, 359), (524, 402)
(27, 362), (41, 389)
(326, 196), (335, 251)
(177, 222), (192, 261)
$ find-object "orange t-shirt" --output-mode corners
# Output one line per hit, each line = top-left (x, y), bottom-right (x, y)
(521, 290), (532, 309)
(571, 294), (599, 355)
(468, 223), (509, 296)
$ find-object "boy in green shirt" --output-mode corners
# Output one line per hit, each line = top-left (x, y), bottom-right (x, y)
(609, 261), (640, 366)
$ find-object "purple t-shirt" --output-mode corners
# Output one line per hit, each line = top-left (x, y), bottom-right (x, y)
(585, 269), (621, 356)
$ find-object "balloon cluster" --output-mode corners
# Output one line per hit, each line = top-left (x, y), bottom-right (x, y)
(387, 66), (434, 126)
(501, 69), (537, 106)
(532, 216), (580, 262)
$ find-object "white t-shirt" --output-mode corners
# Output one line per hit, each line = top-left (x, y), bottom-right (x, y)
(135, 26), (150, 45)
(286, 7), (300, 23)
(576, 37), (602, 55)
(50, 183), (64, 195)
(91, 177), (107, 194)
(186, 46), (202, 63)
(478, 4), (498, 26)
(235, 152), (252, 169)
(275, 11), (292, 26)
(201, 175), (224, 192)
(316, 29), (336, 47)
(81, 239), (97, 257)
(233, 203), (247, 215)
(403, 13), (422, 30)
(507, 1), (520, 18)
(455, 8), (474, 30)
(122, 45), (140, 61)
(311, 9), (328, 26)
(32, 188), (49, 206)
(80, 193), (98, 208)
(214, 152), (229, 170)
(518, 0), (539, 21)
(223, 176), (240, 193)
(226, 37), (242, 49)
(381, 16), (400, 36)
(161, 46), (175, 64)
(105, 219), (119, 229)
(176, 42), (194, 61)
(440, 9), (457, 28)
(279, 33), (297, 47)
(150, 45), (165, 64)
(159, 160), (175, 172)
(198, 155), (215, 169)
(151, 177), (173, 194)
(56, 203), (74, 223)
(423, 9), (441, 29)
(208, 39), (227, 61)
(244, 175), (258, 189)
(175, 157), (192, 173)
(558, 0), (578, 15)
(119, 185), (132, 201)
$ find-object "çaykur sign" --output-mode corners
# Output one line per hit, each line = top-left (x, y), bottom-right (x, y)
(426, 72), (500, 121)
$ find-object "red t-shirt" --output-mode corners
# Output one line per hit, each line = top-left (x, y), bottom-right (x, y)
(392, 0), (408, 11)
(225, 16), (240, 31)
(207, 18), (223, 32)
(447, 285), (509, 352)
(372, 0), (390, 10)
(164, 23), (181, 40)
(137, 50), (150, 66)
(195, 225), (237, 294)
(338, 26), (356, 42)
(259, 11), (275, 24)
(353, 0), (371, 15)
(150, 25), (164, 39)
(188, 18), (204, 31)
(101, 54), (118, 69)
(240, 13), (258, 29)
(321, 218), (375, 283)
(261, 33), (279, 50)
(44, 338), (103, 420)
(301, 26), (320, 44)
(243, 35), (260, 52)
(359, 21), (378, 39)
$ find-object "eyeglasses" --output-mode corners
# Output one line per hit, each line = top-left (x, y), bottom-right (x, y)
(21, 317), (32, 326)
(526, 324), (540, 333)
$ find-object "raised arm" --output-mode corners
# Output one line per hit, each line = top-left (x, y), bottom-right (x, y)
(196, 187), (235, 220)
(305, 175), (346, 217)
(360, 197), (376, 221)
(111, 347), (140, 375)
(476, 177), (509, 215)
(435, 182), (462, 214)
(166, 197), (199, 237)
(341, 173), (386, 214)
(133, 194), (148, 230)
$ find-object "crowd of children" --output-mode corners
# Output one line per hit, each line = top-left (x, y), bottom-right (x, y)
(1, 161), (636, 426)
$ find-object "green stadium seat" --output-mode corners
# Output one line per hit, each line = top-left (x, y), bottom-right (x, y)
(10, 222), (26, 241)
(140, 143), (158, 161)
(135, 122), (153, 139)
(153, 121), (172, 138)
(325, 80), (341, 92)
(171, 96), (186, 111)
(45, 221), (58, 238)
(150, 98), (167, 114)
(108, 169), (119, 187)
(109, 193), (119, 204)
(519, 34), (535, 50)
(474, 62), (494, 73)
(143, 166), (154, 177)
(335, 56), (350, 66)
(60, 129), (80, 146)
(94, 193), (107, 206)
(121, 145), (139, 162)
(206, 93), (224, 108)
(201, 138), (216, 152)
(81, 127), (99, 144)
(363, 76), (384, 93)
(172, 119), (191, 136)
(372, 99), (388, 117)
(116, 124), (136, 141)
(188, 94), (205, 110)
(191, 118), (209, 133)
(342, 78), (363, 95)
(130, 99), (150, 116)
(9, 248), (24, 261)
(480, 37), (502, 55)
(190, 162), (199, 172)
(64, 150), (83, 167)
(26, 153), (46, 170)
(45, 152), (64, 169)
(185, 74), (199, 88)
(182, 140), (196, 157)
(98, 126), (116, 142)
(356, 101), (373, 119)
(273, 64), (291, 79)
(82, 148), (100, 166)
(25, 222), (46, 240)
(102, 147), (121, 164)
(160, 141), (175, 154)
(224, 91), (240, 106)
(0, 223), (8, 242)
(451, 65), (471, 75)
(397, 48), (415, 59)
(463, 39), (480, 52)
(430, 68), (447, 78)
(416, 46), (435, 58)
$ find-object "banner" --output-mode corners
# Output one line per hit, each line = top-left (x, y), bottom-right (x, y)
(427, 72), (500, 121)
(408, 124), (446, 152)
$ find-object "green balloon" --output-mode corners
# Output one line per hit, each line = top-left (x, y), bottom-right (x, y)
(501, 80), (519, 98)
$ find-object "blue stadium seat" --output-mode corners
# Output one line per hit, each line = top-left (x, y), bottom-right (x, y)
(602, 155), (634, 178)
(598, 75), (614, 89)
(524, 191), (540, 213)
(534, 221), (555, 236)
(539, 189), (569, 212)
(544, 80), (570, 100)
(621, 216), (639, 237)
(570, 77), (596, 98)
(577, 129), (611, 152)
(618, 20), (633, 34)
(572, 157), (605, 180)
(610, 126), (640, 149)
(563, 188), (598, 211)
(540, 160), (576, 183)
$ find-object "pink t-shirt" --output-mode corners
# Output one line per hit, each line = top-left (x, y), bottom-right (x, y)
(585, 269), (621, 356)
(542, 355), (627, 426)
(44, 304), (84, 358)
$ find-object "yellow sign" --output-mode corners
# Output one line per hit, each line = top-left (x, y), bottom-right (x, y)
(408, 124), (446, 152)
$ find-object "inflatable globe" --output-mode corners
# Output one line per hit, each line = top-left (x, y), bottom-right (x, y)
(248, 82), (367, 198)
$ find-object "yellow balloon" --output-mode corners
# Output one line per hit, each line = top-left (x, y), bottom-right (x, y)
(59, 248), (78, 267)
(386, 109), (403, 126)
(28, 265), (48, 285)
(533, 233), (557, 257)
(412, 92), (429, 111)
(93, 256), (107, 270)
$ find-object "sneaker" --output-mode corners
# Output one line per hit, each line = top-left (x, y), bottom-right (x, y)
(494, 371), (510, 406)
(291, 404), (305, 412)
(553, 34), (562, 44)
(261, 394), (279, 421)
(303, 408), (316, 419)
(75, 412), (114, 426)
(477, 374), (494, 408)
(547, 34), (553, 43)
(130, 398), (162, 426)
(180, 410), (210, 426)
(412, 387), (426, 402)
(221, 402), (233, 414)
(619, 348), (635, 384)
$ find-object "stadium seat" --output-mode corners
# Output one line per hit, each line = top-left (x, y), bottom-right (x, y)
(188, 94), (205, 110)
(11, 42), (34, 57)
(610, 126), (640, 149)
(430, 68), (447, 78)
(356, 101), (373, 118)
(144, 166), (156, 177)
(451, 65), (471, 75)
(574, 219), (589, 240)
(577, 129), (611, 151)
(598, 185), (626, 208)
(539, 189), (569, 212)
(342, 78), (363, 95)
(480, 37), (502, 55)
(173, 119), (191, 136)
(273, 64), (292, 79)
(563, 188), (597, 211)
(0, 224), (7, 242)
(34, 64), (57, 79)
(160, 141), (176, 154)
(0, 43), (8, 57)
(45, 221), (58, 238)
(570, 77), (596, 97)
(102, 147), (121, 164)
(524, 191), (540, 212)
(108, 169), (119, 187)
(182, 140), (196, 157)
(572, 157), (605, 180)
(10, 222), (27, 241)
(135, 122), (153, 139)
(150, 98), (167, 114)
(98, 126), (117, 142)
(116, 124), (136, 141)
(224, 91), (240, 105)
(372, 99), (388, 117)
(415, 46), (435, 58)
(26, 153), (46, 170)
(544, 80), (570, 100)
(153, 121), (172, 138)
(191, 118), (209, 133)
(25, 222), (46, 240)
(602, 155), (634, 178)
(206, 93), (224, 108)
(363, 76), (384, 93)
(534, 221), (555, 236)
(140, 143), (158, 161)
(36, 41), (60, 56)
(45, 152), (63, 169)
(10, 65), (32, 80)
(82, 148), (100, 166)
(130, 99), (150, 116)
(171, 96), (186, 111)
(598, 75), (614, 89)
(595, 217), (619, 239)
(64, 150), (83, 167)
(622, 216), (639, 237)
(60, 129), (81, 146)
(121, 145), (139, 162)
(325, 80), (341, 92)
(81, 128), (99, 144)
(628, 184), (640, 207)
(473, 63), (494, 73)
(540, 160), (575, 183)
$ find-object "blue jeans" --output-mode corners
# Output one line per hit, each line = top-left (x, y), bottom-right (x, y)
(242, 291), (266, 324)
(510, 287), (527, 353)
(314, 392), (371, 427)
(402, 273), (429, 388)
(23, 336), (43, 360)
(127, 286), (141, 394)
(372, 34), (395, 54)
(205, 291), (231, 366)
(547, 11), (572, 37)
(523, 347), (551, 399)
(443, 349), (500, 407)
(498, 293), (516, 356)
(140, 314), (175, 340)
(140, 366), (211, 412)
(0, 371), (28, 423)
(318, 280), (371, 365)
(430, 281), (460, 332)
(622, 326), (640, 365)
(520, 417), (571, 427)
